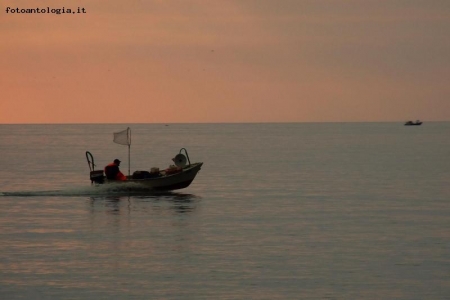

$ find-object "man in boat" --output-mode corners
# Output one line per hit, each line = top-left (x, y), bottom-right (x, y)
(104, 159), (127, 181)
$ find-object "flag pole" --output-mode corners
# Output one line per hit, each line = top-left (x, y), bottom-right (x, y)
(128, 127), (131, 177)
(128, 144), (130, 177)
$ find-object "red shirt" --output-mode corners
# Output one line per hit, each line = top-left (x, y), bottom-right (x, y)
(104, 163), (127, 181)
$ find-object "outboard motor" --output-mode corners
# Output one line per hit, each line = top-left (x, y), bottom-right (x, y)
(90, 170), (105, 184)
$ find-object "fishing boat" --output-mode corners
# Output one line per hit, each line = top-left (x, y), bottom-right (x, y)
(404, 120), (422, 126)
(85, 128), (203, 191)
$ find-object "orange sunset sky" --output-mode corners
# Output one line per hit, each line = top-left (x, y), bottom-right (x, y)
(1, 0), (449, 123)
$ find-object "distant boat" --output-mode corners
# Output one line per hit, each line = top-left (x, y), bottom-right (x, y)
(404, 120), (422, 126)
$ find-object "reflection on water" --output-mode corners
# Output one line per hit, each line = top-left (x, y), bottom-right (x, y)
(0, 192), (203, 298)
(88, 192), (200, 215)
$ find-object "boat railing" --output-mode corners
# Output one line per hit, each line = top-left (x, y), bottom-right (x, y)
(179, 148), (191, 166)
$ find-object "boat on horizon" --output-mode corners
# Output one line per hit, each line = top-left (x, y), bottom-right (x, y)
(404, 120), (422, 126)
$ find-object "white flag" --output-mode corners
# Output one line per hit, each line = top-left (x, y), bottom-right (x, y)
(113, 128), (131, 146)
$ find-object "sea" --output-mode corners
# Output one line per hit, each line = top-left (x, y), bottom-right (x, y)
(0, 123), (449, 300)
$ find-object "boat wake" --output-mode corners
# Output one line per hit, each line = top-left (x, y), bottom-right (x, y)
(0, 182), (192, 198)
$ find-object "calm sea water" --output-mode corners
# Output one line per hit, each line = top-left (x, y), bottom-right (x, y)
(0, 123), (449, 299)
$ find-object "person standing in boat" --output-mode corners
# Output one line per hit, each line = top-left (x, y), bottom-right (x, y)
(104, 159), (127, 181)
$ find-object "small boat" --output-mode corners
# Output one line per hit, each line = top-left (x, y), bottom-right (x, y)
(86, 150), (203, 191)
(85, 128), (203, 191)
(404, 120), (422, 126)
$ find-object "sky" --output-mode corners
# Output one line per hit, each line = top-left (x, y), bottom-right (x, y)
(1, 0), (449, 123)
